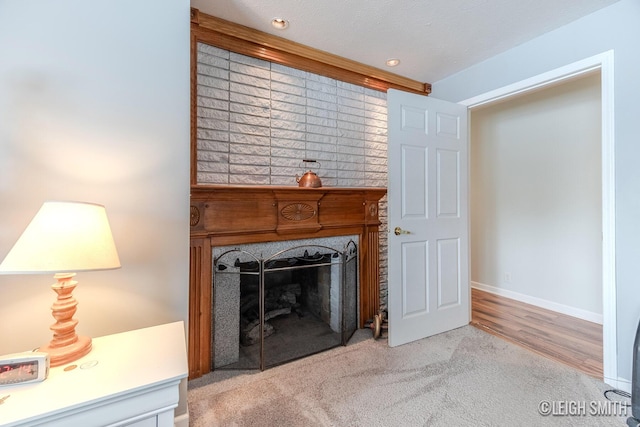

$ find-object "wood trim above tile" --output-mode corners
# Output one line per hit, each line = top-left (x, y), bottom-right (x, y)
(191, 8), (431, 96)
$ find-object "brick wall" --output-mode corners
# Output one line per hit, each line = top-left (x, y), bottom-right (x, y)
(196, 42), (388, 310)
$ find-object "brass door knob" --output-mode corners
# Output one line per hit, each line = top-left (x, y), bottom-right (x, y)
(394, 226), (410, 236)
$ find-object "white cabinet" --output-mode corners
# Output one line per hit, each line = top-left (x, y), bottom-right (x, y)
(0, 321), (188, 427)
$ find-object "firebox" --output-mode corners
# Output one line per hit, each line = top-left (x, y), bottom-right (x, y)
(212, 237), (358, 370)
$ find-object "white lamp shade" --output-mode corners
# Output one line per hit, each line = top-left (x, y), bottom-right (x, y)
(0, 201), (121, 274)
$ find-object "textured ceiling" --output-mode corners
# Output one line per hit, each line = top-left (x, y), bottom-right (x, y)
(190, 0), (620, 84)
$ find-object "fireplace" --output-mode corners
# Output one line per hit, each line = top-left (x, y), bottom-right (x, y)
(189, 185), (386, 379)
(212, 237), (358, 370)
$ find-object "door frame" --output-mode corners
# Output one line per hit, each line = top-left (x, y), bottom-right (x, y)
(459, 50), (618, 389)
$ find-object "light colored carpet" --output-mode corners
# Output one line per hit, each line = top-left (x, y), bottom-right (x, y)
(188, 326), (628, 426)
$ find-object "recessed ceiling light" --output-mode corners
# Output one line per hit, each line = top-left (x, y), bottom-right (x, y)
(386, 59), (400, 67)
(271, 18), (289, 30)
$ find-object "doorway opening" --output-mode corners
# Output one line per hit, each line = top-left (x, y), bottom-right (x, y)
(461, 50), (615, 386)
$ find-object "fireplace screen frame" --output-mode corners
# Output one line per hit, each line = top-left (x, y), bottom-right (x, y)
(212, 239), (358, 371)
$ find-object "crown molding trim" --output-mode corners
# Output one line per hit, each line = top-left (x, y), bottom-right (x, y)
(191, 8), (431, 96)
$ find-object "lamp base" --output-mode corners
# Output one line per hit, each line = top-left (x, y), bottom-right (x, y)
(39, 272), (93, 367)
(39, 335), (92, 367)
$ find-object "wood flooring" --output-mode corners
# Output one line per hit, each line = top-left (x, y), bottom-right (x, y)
(470, 287), (603, 378)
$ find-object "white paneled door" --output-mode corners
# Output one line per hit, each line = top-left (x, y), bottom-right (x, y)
(387, 89), (469, 347)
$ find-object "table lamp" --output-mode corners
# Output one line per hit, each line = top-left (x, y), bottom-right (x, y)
(0, 201), (120, 367)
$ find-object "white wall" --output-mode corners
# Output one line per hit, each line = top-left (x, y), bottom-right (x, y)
(0, 0), (190, 397)
(470, 73), (602, 320)
(433, 0), (640, 383)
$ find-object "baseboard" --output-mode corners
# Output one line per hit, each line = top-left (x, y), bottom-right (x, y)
(604, 376), (631, 394)
(471, 282), (603, 325)
(175, 411), (189, 427)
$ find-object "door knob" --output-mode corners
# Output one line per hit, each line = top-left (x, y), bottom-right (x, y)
(394, 226), (410, 236)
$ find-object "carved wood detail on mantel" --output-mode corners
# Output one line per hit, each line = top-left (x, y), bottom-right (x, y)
(188, 185), (386, 379)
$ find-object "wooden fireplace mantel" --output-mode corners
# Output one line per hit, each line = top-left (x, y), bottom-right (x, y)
(189, 184), (386, 379)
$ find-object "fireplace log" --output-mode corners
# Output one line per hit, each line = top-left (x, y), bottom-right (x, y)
(241, 307), (292, 346)
(242, 322), (275, 346)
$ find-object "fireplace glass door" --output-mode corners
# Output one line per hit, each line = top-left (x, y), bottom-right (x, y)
(212, 241), (358, 370)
